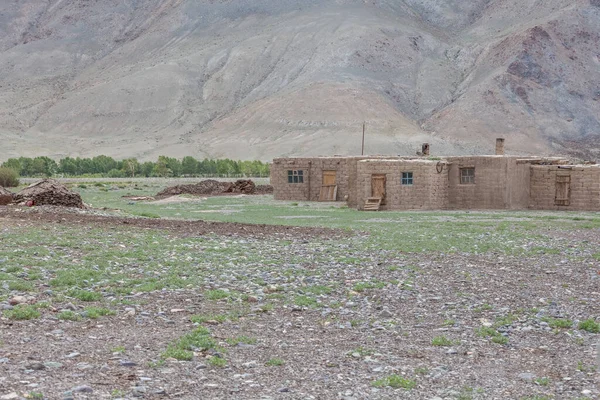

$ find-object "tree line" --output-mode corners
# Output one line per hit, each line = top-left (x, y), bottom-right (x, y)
(0, 156), (270, 178)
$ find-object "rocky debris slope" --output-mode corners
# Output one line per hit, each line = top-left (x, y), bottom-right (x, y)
(12, 179), (84, 208)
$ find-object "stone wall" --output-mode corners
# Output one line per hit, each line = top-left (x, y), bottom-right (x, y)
(446, 156), (530, 210)
(356, 160), (449, 210)
(271, 155), (600, 211)
(271, 156), (393, 204)
(529, 165), (600, 210)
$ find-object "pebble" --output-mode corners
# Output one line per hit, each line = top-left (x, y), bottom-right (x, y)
(66, 352), (81, 358)
(242, 361), (258, 368)
(204, 384), (219, 389)
(44, 361), (63, 369)
(379, 308), (393, 318)
(72, 385), (93, 393)
(9, 296), (26, 306)
(25, 362), (45, 370)
(518, 372), (536, 381)
(0, 393), (18, 400)
(120, 360), (138, 367)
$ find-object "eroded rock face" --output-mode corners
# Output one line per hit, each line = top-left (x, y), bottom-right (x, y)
(0, 0), (598, 160)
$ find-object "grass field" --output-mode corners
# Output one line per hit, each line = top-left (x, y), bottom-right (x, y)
(0, 179), (599, 399)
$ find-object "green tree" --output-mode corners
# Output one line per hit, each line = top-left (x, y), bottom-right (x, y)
(181, 156), (199, 176)
(152, 157), (172, 177)
(1, 158), (21, 175)
(122, 158), (139, 177)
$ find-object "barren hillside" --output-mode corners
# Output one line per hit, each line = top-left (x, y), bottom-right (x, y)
(0, 0), (598, 161)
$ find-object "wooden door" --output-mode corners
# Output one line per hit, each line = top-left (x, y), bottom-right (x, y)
(555, 174), (571, 206)
(371, 174), (386, 204)
(320, 171), (337, 201)
(322, 171), (336, 186)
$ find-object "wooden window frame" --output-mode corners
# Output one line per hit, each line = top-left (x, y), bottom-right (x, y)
(287, 170), (304, 184)
(460, 167), (475, 184)
(401, 172), (414, 185)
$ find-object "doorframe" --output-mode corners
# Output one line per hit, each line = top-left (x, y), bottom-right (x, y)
(371, 174), (387, 205)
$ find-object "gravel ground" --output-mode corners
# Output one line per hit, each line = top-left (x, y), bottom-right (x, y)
(0, 207), (599, 400)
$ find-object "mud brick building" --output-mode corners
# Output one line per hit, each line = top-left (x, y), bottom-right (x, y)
(271, 140), (600, 211)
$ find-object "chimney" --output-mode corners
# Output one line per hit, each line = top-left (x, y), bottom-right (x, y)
(495, 138), (505, 155)
(422, 143), (430, 156)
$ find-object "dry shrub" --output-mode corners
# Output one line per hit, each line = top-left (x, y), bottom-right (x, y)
(0, 167), (19, 187)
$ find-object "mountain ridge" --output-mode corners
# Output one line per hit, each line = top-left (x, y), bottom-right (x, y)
(0, 0), (598, 161)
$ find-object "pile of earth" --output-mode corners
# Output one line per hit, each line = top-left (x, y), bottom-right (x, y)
(0, 186), (13, 206)
(156, 179), (273, 198)
(12, 179), (84, 208)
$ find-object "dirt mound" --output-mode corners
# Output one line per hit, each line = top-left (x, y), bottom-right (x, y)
(156, 179), (265, 198)
(0, 186), (13, 206)
(255, 184), (274, 194)
(13, 179), (84, 208)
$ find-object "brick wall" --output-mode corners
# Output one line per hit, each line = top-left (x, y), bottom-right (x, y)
(446, 156), (530, 210)
(356, 160), (449, 210)
(529, 166), (600, 210)
(271, 156), (396, 204)
(272, 155), (600, 211)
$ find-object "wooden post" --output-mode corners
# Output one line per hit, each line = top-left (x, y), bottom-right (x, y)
(362, 122), (365, 156)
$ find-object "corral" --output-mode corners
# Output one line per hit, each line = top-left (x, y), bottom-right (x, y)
(271, 140), (600, 211)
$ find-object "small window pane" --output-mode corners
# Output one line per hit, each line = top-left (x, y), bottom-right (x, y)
(402, 172), (413, 185)
(460, 168), (475, 184)
(287, 170), (304, 184)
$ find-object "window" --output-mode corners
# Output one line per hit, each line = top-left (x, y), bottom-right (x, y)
(287, 170), (304, 183)
(460, 168), (475, 184)
(401, 172), (413, 185)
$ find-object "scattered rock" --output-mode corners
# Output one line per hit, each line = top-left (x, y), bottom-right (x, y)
(72, 385), (93, 393)
(9, 296), (26, 306)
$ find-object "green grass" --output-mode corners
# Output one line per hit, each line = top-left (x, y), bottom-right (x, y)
(304, 285), (332, 295)
(431, 335), (454, 347)
(7, 280), (35, 292)
(57, 310), (82, 321)
(205, 289), (231, 301)
(208, 356), (227, 367)
(68, 289), (103, 302)
(534, 377), (550, 386)
(111, 346), (126, 354)
(69, 183), (600, 255)
(476, 326), (509, 345)
(348, 346), (375, 357)
(161, 326), (216, 361)
(265, 358), (285, 366)
(84, 307), (115, 319)
(372, 375), (417, 390)
(225, 336), (257, 346)
(353, 281), (386, 292)
(542, 317), (573, 329)
(4, 305), (40, 320)
(578, 318), (600, 333)
(294, 295), (318, 308)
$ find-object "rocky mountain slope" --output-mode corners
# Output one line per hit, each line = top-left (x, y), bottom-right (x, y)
(0, 0), (599, 161)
